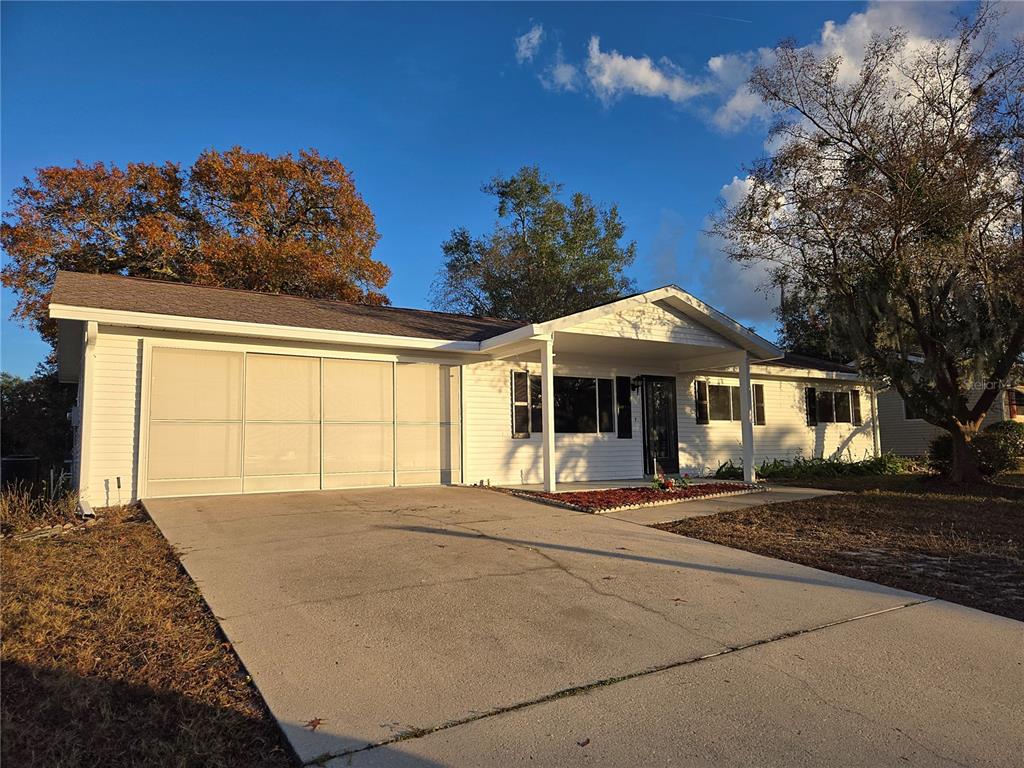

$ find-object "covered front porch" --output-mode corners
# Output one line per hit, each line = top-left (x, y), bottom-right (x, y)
(472, 287), (783, 492)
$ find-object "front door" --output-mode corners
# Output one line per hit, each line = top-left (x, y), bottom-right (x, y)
(641, 376), (679, 475)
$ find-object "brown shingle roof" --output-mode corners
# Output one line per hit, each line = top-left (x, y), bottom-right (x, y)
(50, 271), (523, 342)
(773, 352), (858, 374)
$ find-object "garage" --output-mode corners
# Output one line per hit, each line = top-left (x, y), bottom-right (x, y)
(144, 346), (461, 498)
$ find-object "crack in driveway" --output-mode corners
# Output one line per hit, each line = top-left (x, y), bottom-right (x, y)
(303, 597), (936, 766)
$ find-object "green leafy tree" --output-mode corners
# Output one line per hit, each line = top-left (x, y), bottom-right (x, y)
(432, 166), (637, 322)
(714, 5), (1024, 482)
(1, 366), (76, 472)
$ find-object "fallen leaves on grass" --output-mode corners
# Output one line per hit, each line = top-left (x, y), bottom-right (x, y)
(657, 481), (1024, 621)
(1, 504), (296, 768)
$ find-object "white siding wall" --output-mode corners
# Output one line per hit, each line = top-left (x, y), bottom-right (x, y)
(85, 326), (143, 506)
(676, 373), (877, 475)
(569, 301), (728, 347)
(462, 358), (879, 484)
(462, 359), (646, 486)
(877, 388), (1011, 456)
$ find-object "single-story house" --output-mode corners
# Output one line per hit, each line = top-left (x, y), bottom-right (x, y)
(877, 386), (1024, 456)
(50, 271), (880, 507)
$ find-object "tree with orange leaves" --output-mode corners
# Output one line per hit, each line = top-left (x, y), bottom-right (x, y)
(1, 147), (390, 341)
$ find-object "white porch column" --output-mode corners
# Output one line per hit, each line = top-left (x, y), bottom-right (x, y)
(540, 336), (556, 492)
(738, 352), (756, 483)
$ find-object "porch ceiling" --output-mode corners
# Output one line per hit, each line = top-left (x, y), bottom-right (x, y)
(510, 331), (739, 365)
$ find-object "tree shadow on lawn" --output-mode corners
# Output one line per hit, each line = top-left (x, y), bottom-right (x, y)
(2, 662), (446, 768)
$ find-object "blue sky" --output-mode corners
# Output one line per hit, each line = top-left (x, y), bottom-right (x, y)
(1, 1), (966, 377)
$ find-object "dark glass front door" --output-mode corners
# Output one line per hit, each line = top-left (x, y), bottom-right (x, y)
(641, 376), (679, 475)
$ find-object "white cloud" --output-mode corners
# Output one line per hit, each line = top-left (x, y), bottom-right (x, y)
(585, 36), (707, 105)
(525, 1), (985, 133)
(540, 45), (579, 92)
(515, 23), (544, 64)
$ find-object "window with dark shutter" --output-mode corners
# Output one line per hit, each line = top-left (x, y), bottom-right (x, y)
(616, 377), (632, 438)
(529, 375), (543, 433)
(511, 370), (530, 438)
(695, 380), (709, 424)
(851, 390), (863, 425)
(806, 387), (818, 426)
(598, 379), (614, 432)
(753, 383), (766, 425)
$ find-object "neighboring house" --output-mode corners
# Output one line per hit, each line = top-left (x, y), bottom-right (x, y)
(50, 271), (880, 507)
(877, 386), (1024, 456)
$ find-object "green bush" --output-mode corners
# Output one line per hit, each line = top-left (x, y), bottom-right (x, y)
(984, 420), (1024, 457)
(712, 452), (920, 481)
(928, 421), (1022, 478)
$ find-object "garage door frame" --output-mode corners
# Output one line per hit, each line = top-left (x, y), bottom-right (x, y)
(137, 337), (464, 499)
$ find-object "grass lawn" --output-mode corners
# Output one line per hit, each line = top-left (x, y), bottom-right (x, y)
(656, 472), (1024, 622)
(1, 505), (297, 768)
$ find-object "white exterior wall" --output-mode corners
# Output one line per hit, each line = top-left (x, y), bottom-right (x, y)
(677, 373), (877, 475)
(877, 388), (1012, 456)
(462, 358), (647, 486)
(85, 326), (144, 506)
(462, 357), (878, 485)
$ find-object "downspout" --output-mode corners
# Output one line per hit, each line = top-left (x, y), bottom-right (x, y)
(77, 321), (98, 518)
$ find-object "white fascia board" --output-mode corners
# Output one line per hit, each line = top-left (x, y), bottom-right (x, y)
(478, 323), (542, 352)
(48, 304), (486, 353)
(751, 364), (865, 382)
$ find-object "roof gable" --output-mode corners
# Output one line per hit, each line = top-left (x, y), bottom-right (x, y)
(562, 299), (729, 348)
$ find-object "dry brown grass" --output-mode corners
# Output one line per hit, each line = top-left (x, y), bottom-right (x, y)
(0, 484), (79, 535)
(657, 474), (1024, 621)
(1, 504), (296, 768)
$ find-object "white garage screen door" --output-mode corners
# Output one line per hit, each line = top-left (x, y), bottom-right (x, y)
(146, 348), (461, 497)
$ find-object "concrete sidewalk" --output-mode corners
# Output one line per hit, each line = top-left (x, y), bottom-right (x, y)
(145, 486), (1023, 768)
(604, 485), (839, 525)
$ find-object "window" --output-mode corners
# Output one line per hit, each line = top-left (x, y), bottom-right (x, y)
(511, 371), (529, 438)
(598, 379), (615, 433)
(554, 377), (597, 432)
(529, 375), (543, 433)
(834, 390), (851, 423)
(816, 390), (836, 423)
(694, 380), (709, 424)
(513, 372), (616, 435)
(700, 382), (765, 423)
(708, 384), (734, 421)
(753, 384), (766, 425)
(813, 390), (859, 424)
(615, 377), (632, 438)
(806, 387), (818, 425)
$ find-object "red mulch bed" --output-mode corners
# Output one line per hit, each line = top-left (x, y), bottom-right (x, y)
(528, 483), (753, 512)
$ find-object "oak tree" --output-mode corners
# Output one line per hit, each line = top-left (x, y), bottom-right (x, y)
(432, 166), (637, 322)
(1, 147), (389, 341)
(714, 5), (1024, 481)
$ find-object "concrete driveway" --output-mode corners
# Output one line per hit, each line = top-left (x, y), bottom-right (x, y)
(145, 487), (1023, 767)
